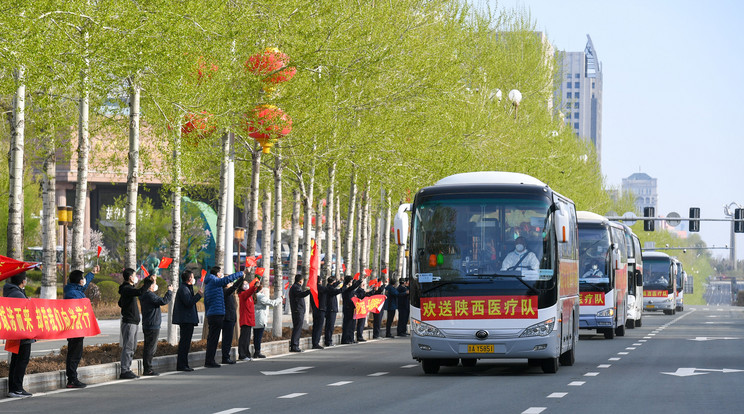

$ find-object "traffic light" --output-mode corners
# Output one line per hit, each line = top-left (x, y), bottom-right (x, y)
(689, 207), (700, 232)
(735, 208), (744, 233)
(643, 207), (655, 232)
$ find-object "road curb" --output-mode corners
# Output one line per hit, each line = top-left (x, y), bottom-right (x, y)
(1, 330), (377, 398)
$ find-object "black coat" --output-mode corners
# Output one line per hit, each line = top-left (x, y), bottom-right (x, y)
(3, 282), (34, 345)
(172, 283), (202, 325)
(139, 289), (173, 330)
(323, 282), (342, 313)
(397, 285), (410, 311)
(118, 278), (154, 324)
(341, 279), (362, 313)
(289, 282), (311, 316)
(223, 276), (243, 322)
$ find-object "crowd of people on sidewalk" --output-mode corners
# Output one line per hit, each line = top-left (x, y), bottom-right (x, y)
(3, 264), (410, 399)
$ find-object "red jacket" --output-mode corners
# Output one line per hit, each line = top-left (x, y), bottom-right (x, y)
(238, 284), (260, 327)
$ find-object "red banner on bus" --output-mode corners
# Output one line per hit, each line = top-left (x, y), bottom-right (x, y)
(420, 295), (538, 321)
(0, 297), (100, 341)
(580, 292), (605, 306)
(644, 290), (668, 298)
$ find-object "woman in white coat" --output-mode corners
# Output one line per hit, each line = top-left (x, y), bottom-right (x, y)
(253, 286), (283, 358)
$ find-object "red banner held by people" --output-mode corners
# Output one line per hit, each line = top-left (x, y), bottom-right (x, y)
(0, 298), (101, 342)
(0, 255), (39, 282)
(351, 295), (386, 319)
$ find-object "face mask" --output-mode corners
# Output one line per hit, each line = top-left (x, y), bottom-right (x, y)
(242, 283), (249, 290)
(152, 285), (158, 293)
(515, 244), (525, 253)
(132, 276), (139, 284)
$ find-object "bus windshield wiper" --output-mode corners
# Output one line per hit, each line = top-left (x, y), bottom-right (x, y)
(579, 280), (605, 291)
(422, 280), (490, 294)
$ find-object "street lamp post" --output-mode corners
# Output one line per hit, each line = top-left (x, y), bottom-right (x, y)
(57, 206), (73, 284)
(234, 227), (245, 272)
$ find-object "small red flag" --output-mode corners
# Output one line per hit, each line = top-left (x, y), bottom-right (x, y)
(370, 279), (378, 288)
(284, 281), (290, 290)
(255, 267), (265, 276)
(158, 257), (173, 269)
(342, 263), (347, 272)
(0, 255), (39, 282)
(140, 265), (150, 277)
(246, 256), (257, 267)
(97, 246), (102, 258)
(200, 269), (206, 282)
(308, 240), (320, 308)
(364, 268), (372, 277)
(353, 272), (360, 280)
(256, 254), (262, 260)
(381, 268), (388, 274)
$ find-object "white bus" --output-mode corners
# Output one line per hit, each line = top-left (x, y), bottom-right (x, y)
(393, 172), (579, 374)
(576, 211), (629, 339)
(622, 224), (643, 328)
(641, 251), (678, 315)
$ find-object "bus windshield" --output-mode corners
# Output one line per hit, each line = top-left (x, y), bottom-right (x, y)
(643, 258), (673, 290)
(578, 226), (611, 292)
(411, 193), (556, 299)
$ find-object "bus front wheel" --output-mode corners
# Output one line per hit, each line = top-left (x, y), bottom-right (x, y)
(541, 357), (559, 374)
(421, 359), (440, 374)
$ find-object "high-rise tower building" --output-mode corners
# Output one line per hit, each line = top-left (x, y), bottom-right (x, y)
(558, 35), (603, 166)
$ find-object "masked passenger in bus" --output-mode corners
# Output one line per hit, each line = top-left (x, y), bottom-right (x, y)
(501, 236), (539, 271)
(582, 261), (604, 279)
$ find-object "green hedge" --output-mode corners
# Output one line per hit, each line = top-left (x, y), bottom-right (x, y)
(97, 280), (120, 303)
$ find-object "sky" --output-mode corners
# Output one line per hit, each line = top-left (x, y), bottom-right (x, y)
(478, 0), (744, 260)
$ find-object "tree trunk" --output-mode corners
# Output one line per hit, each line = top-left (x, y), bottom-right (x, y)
(40, 137), (57, 299)
(167, 123), (183, 345)
(272, 149), (283, 337)
(395, 201), (406, 280)
(300, 164), (315, 282)
(334, 195), (342, 280)
(344, 170), (357, 277)
(315, 196), (323, 274)
(261, 188), (271, 282)
(353, 193), (362, 276)
(71, 50), (91, 272)
(372, 189), (382, 280)
(287, 190), (301, 313)
(7, 67), (25, 260)
(324, 164), (336, 281)
(245, 146), (261, 260)
(359, 185), (371, 277)
(214, 133), (230, 268)
(382, 193), (391, 280)
(124, 78), (140, 270)
(223, 133), (235, 274)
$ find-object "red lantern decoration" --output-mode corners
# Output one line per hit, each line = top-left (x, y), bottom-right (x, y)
(181, 111), (216, 145)
(244, 105), (292, 154)
(246, 47), (296, 92)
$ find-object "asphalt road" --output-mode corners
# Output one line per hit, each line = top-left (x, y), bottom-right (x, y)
(2, 305), (743, 414)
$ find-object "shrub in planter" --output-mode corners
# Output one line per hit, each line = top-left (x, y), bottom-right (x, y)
(97, 280), (120, 303)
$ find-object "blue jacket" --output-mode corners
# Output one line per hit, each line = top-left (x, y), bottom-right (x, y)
(63, 272), (94, 299)
(385, 284), (399, 311)
(204, 271), (243, 317)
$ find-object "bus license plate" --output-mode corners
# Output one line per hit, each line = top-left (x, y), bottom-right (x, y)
(467, 344), (494, 353)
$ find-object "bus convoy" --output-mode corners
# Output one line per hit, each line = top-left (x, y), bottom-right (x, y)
(392, 171), (684, 375)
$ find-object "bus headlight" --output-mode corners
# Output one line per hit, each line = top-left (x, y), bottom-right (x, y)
(596, 308), (615, 317)
(411, 319), (445, 338)
(520, 318), (555, 337)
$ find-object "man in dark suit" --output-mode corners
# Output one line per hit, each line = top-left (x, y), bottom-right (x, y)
(289, 274), (311, 352)
(172, 270), (203, 372)
(310, 276), (327, 349)
(385, 278), (400, 338)
(397, 278), (411, 336)
(323, 277), (342, 346)
(341, 276), (362, 344)
(370, 279), (385, 338)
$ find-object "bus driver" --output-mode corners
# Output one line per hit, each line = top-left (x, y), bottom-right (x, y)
(501, 236), (539, 271)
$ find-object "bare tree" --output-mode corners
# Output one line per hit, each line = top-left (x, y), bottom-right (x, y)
(124, 77), (140, 269)
(7, 67), (25, 260)
(272, 149), (283, 337)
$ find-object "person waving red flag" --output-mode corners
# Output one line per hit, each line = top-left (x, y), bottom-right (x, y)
(308, 239), (320, 308)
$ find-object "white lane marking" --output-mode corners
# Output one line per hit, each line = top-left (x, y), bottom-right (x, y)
(278, 393), (307, 399)
(522, 408), (546, 414)
(261, 366), (314, 376)
(368, 372), (389, 377)
(585, 372), (600, 377)
(401, 364), (418, 368)
(618, 352), (629, 355)
(213, 409), (249, 414)
(609, 358), (621, 361)
(598, 364), (611, 368)
(626, 347), (636, 350)
(633, 343), (643, 346)
(568, 381), (585, 386)
(548, 392), (568, 398)
(328, 381), (353, 386)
